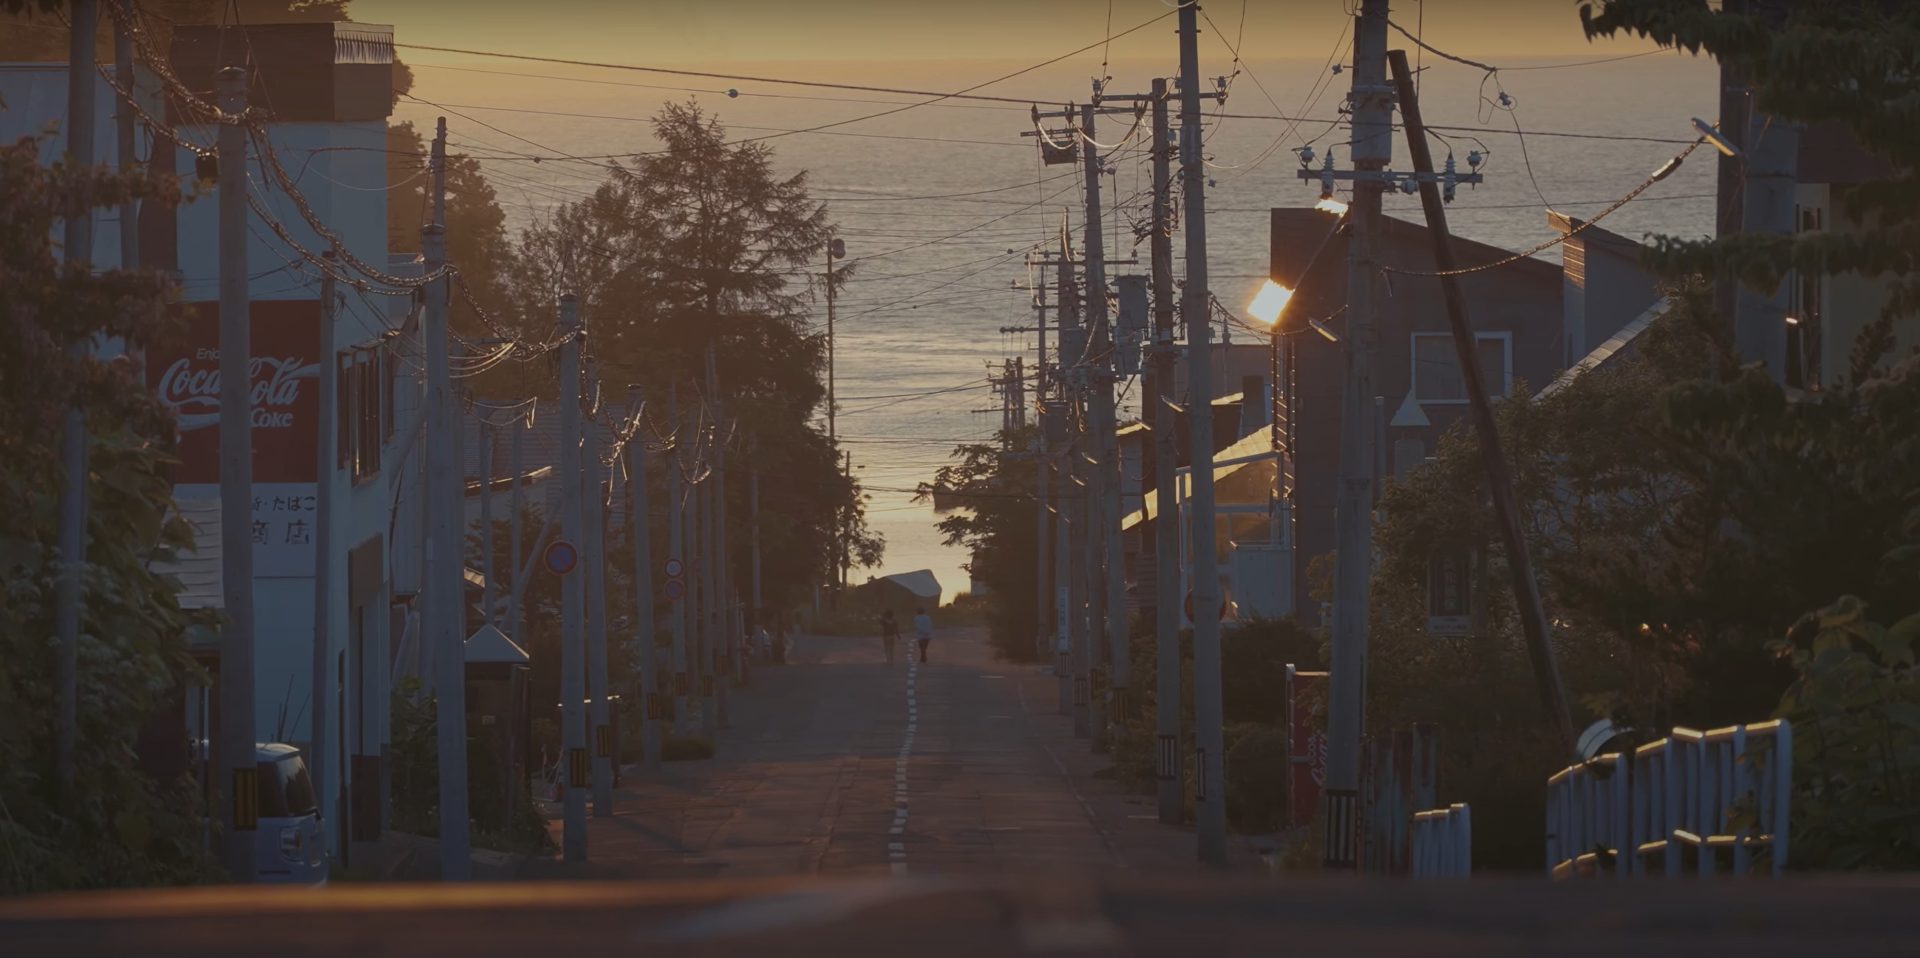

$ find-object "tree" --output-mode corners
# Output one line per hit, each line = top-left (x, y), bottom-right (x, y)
(1580, 0), (1920, 325)
(509, 101), (878, 611)
(0, 133), (213, 891)
(918, 427), (1040, 660)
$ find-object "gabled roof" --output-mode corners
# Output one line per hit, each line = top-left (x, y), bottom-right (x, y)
(1537, 297), (1671, 398)
(1120, 426), (1276, 531)
(881, 569), (943, 601)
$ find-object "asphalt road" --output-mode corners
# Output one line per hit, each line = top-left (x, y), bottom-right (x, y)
(518, 625), (1186, 880)
(8, 627), (1920, 955)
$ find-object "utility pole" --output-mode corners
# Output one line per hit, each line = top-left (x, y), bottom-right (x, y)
(1086, 102), (1131, 753)
(1323, 0), (1391, 871)
(1033, 257), (1053, 664)
(584, 400), (613, 815)
(214, 64), (259, 882)
(1177, 0), (1228, 866)
(1148, 76), (1183, 827)
(422, 117), (472, 880)
(557, 295), (587, 862)
(1079, 102), (1117, 756)
(701, 342), (723, 737)
(54, 0), (100, 798)
(509, 415), (525, 642)
(480, 419), (495, 629)
(667, 386), (690, 736)
(1389, 49), (1576, 754)
(823, 235), (844, 607)
(114, 0), (139, 280)
(626, 387), (661, 772)
(310, 257), (337, 855)
(750, 458), (762, 638)
(714, 416), (734, 725)
(1058, 235), (1091, 740)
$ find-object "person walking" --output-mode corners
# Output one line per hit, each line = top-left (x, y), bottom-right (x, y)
(879, 609), (900, 664)
(913, 607), (933, 664)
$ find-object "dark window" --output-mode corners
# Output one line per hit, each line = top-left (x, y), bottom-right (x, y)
(336, 353), (353, 469)
(356, 349), (380, 480)
(1413, 334), (1509, 402)
(256, 755), (317, 818)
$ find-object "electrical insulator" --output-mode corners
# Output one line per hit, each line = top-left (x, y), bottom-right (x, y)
(1443, 154), (1458, 203)
(1467, 149), (1483, 169)
(1400, 178), (1418, 195)
(1319, 150), (1336, 200)
(1298, 145), (1316, 169)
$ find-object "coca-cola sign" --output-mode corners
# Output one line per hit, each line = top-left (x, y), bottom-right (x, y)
(148, 300), (320, 484)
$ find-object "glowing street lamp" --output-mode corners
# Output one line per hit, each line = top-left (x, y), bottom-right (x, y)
(1247, 280), (1294, 328)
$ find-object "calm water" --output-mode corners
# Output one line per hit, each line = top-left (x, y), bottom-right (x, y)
(393, 51), (1717, 599)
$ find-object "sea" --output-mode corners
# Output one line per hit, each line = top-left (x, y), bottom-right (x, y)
(390, 50), (1719, 602)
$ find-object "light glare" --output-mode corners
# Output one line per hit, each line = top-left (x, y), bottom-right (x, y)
(1247, 280), (1294, 327)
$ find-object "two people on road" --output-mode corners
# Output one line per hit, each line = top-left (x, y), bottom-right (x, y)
(880, 609), (901, 664)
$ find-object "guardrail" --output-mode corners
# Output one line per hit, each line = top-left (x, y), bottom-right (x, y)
(1411, 803), (1471, 877)
(1547, 720), (1791, 878)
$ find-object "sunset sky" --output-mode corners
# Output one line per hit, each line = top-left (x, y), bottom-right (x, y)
(352, 0), (1660, 68)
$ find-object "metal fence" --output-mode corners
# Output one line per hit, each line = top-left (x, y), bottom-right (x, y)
(1547, 720), (1792, 878)
(1411, 803), (1472, 877)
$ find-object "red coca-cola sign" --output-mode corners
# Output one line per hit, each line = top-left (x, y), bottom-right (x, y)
(149, 300), (321, 484)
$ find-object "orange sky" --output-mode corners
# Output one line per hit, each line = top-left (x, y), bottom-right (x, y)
(352, 0), (1665, 67)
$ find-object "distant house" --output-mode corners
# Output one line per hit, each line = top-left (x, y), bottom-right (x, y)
(1265, 206), (1660, 626)
(863, 569), (943, 612)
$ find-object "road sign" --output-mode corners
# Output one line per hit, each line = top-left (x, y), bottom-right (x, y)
(1184, 589), (1226, 624)
(664, 557), (684, 578)
(663, 579), (686, 601)
(544, 540), (579, 576)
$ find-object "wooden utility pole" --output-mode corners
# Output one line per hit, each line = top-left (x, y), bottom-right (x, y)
(1388, 49), (1575, 755)
(557, 295), (587, 863)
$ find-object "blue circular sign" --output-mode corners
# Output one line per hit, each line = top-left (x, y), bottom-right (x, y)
(663, 579), (686, 601)
(543, 540), (579, 576)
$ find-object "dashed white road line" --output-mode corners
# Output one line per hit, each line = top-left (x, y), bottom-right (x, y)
(890, 656), (918, 877)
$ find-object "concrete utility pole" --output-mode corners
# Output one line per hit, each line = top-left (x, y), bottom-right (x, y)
(557, 295), (587, 861)
(1389, 49), (1576, 755)
(54, 0), (100, 798)
(1080, 103), (1114, 755)
(1032, 256), (1053, 664)
(214, 64), (260, 883)
(1177, 0), (1228, 866)
(714, 418), (733, 725)
(584, 403), (613, 815)
(626, 388), (661, 772)
(1148, 76), (1183, 827)
(310, 258), (337, 853)
(1058, 238), (1091, 740)
(509, 417), (525, 642)
(422, 117), (472, 880)
(1086, 104), (1130, 751)
(667, 386), (690, 735)
(1323, 0), (1391, 871)
(701, 342), (724, 736)
(479, 420), (494, 628)
(750, 459), (762, 633)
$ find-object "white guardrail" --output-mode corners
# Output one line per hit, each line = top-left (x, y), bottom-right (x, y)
(1410, 803), (1471, 877)
(1546, 720), (1792, 878)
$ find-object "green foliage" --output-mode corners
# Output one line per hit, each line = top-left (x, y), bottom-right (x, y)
(1772, 561), (1920, 868)
(388, 678), (552, 855)
(505, 101), (878, 610)
(918, 426), (1041, 661)
(1581, 0), (1920, 321)
(0, 134), (218, 892)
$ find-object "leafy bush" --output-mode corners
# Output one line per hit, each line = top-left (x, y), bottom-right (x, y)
(1774, 594), (1920, 869)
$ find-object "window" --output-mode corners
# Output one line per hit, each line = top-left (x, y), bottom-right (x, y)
(337, 345), (386, 484)
(335, 354), (353, 469)
(257, 755), (317, 818)
(1412, 332), (1510, 403)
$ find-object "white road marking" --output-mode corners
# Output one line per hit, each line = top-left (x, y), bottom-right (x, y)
(890, 656), (919, 877)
